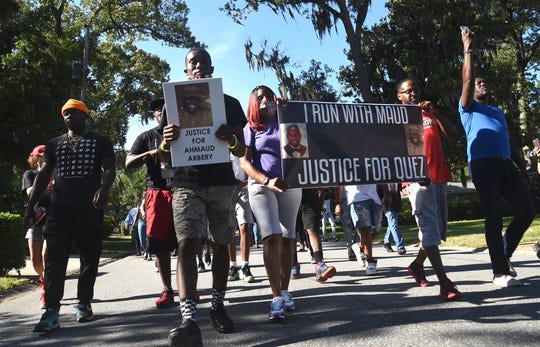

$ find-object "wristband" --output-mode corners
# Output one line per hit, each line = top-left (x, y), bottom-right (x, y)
(463, 49), (473, 54)
(262, 177), (270, 186)
(159, 143), (171, 153)
(228, 135), (239, 150)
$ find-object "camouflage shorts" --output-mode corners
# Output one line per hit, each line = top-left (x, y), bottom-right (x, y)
(172, 185), (236, 245)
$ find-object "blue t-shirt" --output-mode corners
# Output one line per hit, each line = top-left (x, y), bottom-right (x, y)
(458, 99), (510, 162)
(243, 119), (282, 180)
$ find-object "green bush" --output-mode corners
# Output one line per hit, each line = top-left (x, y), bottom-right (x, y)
(102, 215), (116, 238)
(396, 191), (485, 226)
(0, 213), (27, 276)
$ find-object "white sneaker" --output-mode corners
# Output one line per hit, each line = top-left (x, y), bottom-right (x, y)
(365, 260), (377, 276)
(493, 274), (522, 287)
(351, 243), (366, 268)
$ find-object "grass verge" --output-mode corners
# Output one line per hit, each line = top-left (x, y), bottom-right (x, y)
(0, 233), (133, 293)
(371, 215), (540, 249)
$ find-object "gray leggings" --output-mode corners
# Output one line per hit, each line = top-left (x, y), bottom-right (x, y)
(248, 181), (301, 240)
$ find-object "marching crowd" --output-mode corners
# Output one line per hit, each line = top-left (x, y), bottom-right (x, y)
(21, 28), (539, 347)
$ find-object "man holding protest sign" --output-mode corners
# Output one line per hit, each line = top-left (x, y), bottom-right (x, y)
(160, 48), (246, 347)
(397, 79), (462, 301)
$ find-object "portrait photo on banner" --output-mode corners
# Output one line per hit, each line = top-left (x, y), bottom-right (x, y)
(280, 123), (309, 159)
(277, 101), (428, 188)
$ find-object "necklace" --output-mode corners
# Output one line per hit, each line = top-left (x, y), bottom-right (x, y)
(67, 132), (84, 152)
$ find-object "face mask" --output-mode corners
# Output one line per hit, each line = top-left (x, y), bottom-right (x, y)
(187, 73), (213, 80)
(259, 101), (277, 117)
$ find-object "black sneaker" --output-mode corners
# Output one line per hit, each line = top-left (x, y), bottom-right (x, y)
(227, 266), (239, 281)
(209, 306), (234, 333)
(533, 241), (540, 259)
(239, 264), (255, 283)
(204, 251), (212, 267)
(383, 243), (394, 252)
(507, 258), (517, 277)
(168, 319), (203, 347)
(348, 247), (357, 261)
(397, 247), (407, 255)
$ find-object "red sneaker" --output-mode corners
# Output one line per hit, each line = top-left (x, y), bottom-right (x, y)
(407, 262), (431, 287)
(156, 288), (174, 308)
(439, 279), (462, 301)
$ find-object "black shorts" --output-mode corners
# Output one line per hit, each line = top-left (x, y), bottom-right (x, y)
(301, 204), (321, 231)
(146, 236), (177, 254)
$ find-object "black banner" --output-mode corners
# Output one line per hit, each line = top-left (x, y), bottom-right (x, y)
(277, 101), (428, 188)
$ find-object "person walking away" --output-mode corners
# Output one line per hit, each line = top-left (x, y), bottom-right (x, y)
(382, 183), (406, 255)
(321, 197), (338, 241)
(124, 201), (141, 256)
(301, 188), (337, 282)
(336, 184), (389, 276)
(227, 155), (255, 283)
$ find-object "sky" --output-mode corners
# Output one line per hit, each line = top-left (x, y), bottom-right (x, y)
(125, 1), (388, 150)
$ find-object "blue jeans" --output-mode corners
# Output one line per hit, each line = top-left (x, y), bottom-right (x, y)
(384, 211), (404, 249)
(138, 219), (147, 252)
(349, 199), (382, 233)
(471, 158), (535, 275)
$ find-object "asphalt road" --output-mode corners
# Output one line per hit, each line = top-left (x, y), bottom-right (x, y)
(1, 240), (539, 346)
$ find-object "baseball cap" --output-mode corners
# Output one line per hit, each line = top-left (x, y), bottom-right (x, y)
(31, 145), (46, 157)
(150, 98), (165, 111)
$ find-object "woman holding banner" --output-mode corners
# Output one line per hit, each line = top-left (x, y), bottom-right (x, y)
(239, 85), (302, 321)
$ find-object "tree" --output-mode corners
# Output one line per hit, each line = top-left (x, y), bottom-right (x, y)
(244, 39), (339, 101)
(350, 0), (539, 181)
(0, 0), (201, 213)
(222, 0), (375, 101)
(223, 0), (539, 184)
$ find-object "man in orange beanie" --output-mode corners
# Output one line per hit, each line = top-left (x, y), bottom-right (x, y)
(24, 98), (115, 334)
(61, 99), (89, 117)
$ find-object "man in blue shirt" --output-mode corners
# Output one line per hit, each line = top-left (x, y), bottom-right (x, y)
(459, 28), (535, 288)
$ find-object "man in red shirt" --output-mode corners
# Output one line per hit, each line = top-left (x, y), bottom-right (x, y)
(398, 79), (462, 300)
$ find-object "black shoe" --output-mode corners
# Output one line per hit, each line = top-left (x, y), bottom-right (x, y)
(168, 319), (203, 347)
(533, 241), (540, 259)
(348, 247), (357, 261)
(507, 258), (517, 277)
(204, 251), (212, 267)
(383, 243), (394, 252)
(209, 306), (234, 333)
(397, 247), (407, 255)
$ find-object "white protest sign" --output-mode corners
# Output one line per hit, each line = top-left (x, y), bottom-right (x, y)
(163, 78), (229, 167)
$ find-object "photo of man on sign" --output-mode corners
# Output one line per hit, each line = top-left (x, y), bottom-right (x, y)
(175, 83), (213, 129)
(282, 123), (309, 158)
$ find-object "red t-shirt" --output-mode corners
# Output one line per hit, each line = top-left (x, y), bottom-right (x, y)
(423, 112), (452, 183)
